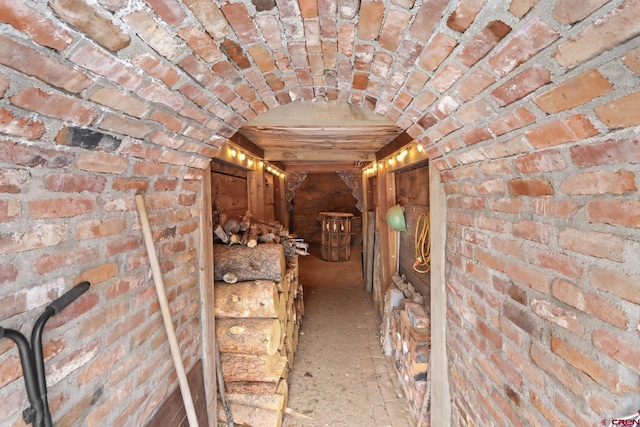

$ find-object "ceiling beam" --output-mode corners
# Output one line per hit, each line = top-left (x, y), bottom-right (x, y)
(285, 162), (359, 173)
(229, 132), (264, 158)
(375, 131), (414, 161)
(264, 149), (375, 162)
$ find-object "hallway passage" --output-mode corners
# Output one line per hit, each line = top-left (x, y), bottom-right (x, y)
(281, 246), (413, 427)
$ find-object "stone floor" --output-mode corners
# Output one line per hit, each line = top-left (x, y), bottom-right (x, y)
(281, 245), (413, 427)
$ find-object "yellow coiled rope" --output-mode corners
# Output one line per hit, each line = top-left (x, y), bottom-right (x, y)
(413, 213), (431, 273)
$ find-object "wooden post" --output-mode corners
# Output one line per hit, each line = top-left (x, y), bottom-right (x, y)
(248, 165), (266, 220)
(199, 163), (217, 427)
(429, 162), (451, 427)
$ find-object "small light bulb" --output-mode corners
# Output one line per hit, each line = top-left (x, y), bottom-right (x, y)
(417, 144), (424, 152)
(388, 158), (393, 165)
(230, 148), (237, 158)
(239, 152), (246, 161)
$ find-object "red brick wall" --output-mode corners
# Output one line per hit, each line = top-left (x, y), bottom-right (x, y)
(0, 0), (639, 426)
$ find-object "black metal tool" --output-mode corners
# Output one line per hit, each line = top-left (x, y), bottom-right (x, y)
(1, 281), (90, 427)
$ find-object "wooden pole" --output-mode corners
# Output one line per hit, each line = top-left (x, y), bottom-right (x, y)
(135, 194), (199, 427)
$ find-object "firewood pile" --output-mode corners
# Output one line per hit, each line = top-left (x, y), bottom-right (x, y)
(214, 212), (308, 257)
(381, 273), (431, 427)
(214, 245), (304, 427)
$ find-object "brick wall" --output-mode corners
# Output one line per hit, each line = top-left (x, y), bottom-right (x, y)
(0, 0), (639, 426)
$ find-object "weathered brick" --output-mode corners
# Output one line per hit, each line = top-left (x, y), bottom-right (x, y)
(0, 168), (29, 195)
(592, 329), (640, 374)
(106, 236), (143, 257)
(504, 302), (540, 339)
(252, 0), (276, 12)
(554, 393), (593, 426)
(569, 138), (640, 167)
(248, 45), (276, 73)
(357, 1), (384, 40)
(491, 64), (550, 106)
(98, 114), (152, 139)
(183, 0), (229, 40)
(0, 223), (68, 255)
(0, 75), (8, 97)
(220, 38), (252, 69)
(514, 149), (566, 174)
(11, 88), (98, 125)
(513, 221), (551, 244)
(509, 0), (539, 18)
(144, 0), (187, 25)
(525, 114), (598, 149)
(112, 177), (149, 192)
(137, 83), (185, 110)
(554, 0), (640, 68)
(178, 54), (217, 88)
(178, 26), (222, 64)
(221, 2), (259, 44)
(530, 299), (584, 336)
(410, 0), (448, 41)
(0, 0), (72, 50)
(561, 170), (636, 195)
(50, 0), (130, 51)
(456, 67), (496, 101)
(447, 0), (484, 32)
(90, 88), (149, 118)
(484, 136), (531, 159)
(587, 199), (640, 229)
(595, 91), (640, 128)
(45, 173), (106, 193)
(622, 45), (640, 74)
(34, 246), (99, 274)
(419, 33), (458, 71)
(589, 266), (640, 305)
(76, 152), (129, 174)
(0, 34), (92, 94)
(149, 109), (185, 132)
(75, 263), (118, 285)
(123, 11), (183, 60)
(317, 0), (337, 37)
(458, 20), (511, 67)
(0, 108), (45, 139)
(487, 107), (535, 136)
(0, 199), (20, 223)
(506, 261), (549, 293)
(558, 228), (624, 262)
(430, 64), (464, 93)
(534, 69), (612, 114)
(529, 248), (583, 279)
(489, 18), (559, 77)
(530, 343), (584, 395)
(131, 53), (180, 87)
(507, 177), (553, 196)
(70, 45), (142, 91)
(531, 197), (578, 218)
(337, 22), (355, 57)
(29, 196), (95, 219)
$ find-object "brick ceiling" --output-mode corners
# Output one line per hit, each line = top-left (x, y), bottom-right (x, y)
(2, 0), (628, 168)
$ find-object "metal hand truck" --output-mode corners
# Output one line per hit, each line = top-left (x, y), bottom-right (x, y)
(0, 281), (90, 427)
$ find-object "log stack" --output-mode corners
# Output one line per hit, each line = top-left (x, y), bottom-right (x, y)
(214, 244), (304, 427)
(381, 273), (431, 427)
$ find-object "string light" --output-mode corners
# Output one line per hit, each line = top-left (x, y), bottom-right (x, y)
(239, 152), (246, 161)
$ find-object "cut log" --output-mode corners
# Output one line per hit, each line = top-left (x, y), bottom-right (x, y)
(214, 280), (280, 318)
(225, 380), (280, 395)
(247, 224), (260, 248)
(225, 392), (285, 411)
(217, 401), (282, 427)
(220, 354), (287, 383)
(214, 244), (286, 282)
(220, 352), (281, 382)
(216, 318), (282, 356)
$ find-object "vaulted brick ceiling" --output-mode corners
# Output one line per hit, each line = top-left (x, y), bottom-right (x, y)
(1, 0), (627, 169)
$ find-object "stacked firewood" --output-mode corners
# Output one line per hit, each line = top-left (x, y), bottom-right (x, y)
(214, 245), (304, 427)
(214, 212), (308, 257)
(381, 273), (431, 427)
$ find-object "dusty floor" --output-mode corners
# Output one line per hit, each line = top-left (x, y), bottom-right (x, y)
(281, 245), (413, 427)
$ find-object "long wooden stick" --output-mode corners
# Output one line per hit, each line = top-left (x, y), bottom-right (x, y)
(135, 194), (199, 427)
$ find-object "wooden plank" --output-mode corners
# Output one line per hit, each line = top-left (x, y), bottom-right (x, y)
(229, 131), (265, 158)
(145, 360), (210, 427)
(199, 163), (217, 427)
(284, 162), (359, 173)
(248, 168), (266, 219)
(264, 149), (376, 162)
(375, 131), (414, 161)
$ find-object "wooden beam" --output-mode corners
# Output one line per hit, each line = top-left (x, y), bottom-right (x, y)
(375, 132), (414, 161)
(248, 166), (266, 219)
(264, 150), (375, 162)
(284, 162), (359, 173)
(199, 162), (217, 427)
(229, 132), (265, 158)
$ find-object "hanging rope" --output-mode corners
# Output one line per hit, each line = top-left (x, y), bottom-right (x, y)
(413, 213), (431, 274)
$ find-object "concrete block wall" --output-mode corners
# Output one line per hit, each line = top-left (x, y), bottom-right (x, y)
(0, 0), (639, 426)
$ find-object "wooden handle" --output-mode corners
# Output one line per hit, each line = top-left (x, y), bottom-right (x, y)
(135, 194), (199, 427)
